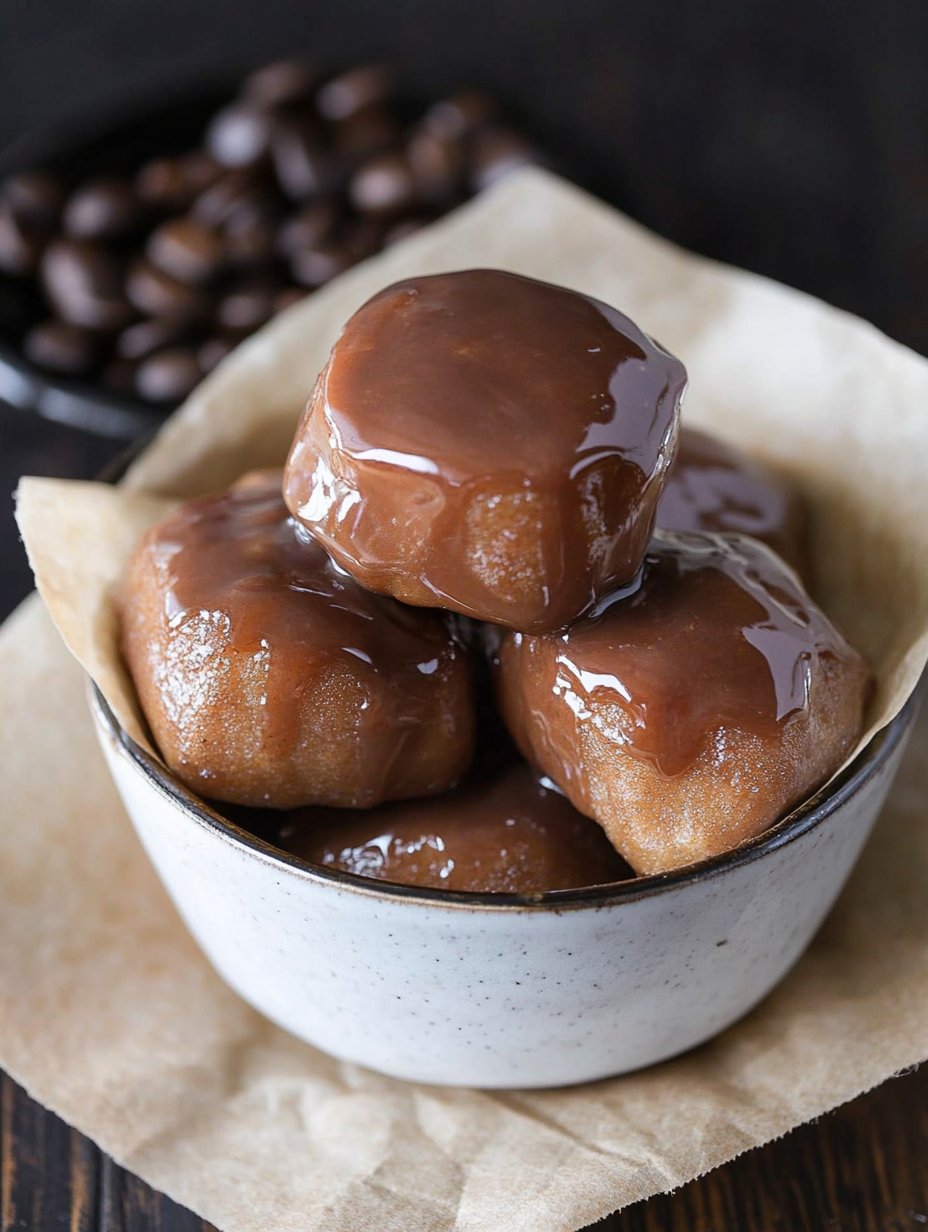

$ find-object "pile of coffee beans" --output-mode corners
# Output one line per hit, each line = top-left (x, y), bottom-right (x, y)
(0, 61), (542, 405)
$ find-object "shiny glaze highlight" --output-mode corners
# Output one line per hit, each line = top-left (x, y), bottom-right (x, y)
(284, 269), (686, 631)
(657, 427), (807, 572)
(119, 470), (475, 809)
(239, 759), (633, 893)
(494, 532), (871, 872)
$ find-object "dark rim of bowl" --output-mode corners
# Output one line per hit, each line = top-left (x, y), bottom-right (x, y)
(90, 679), (916, 913)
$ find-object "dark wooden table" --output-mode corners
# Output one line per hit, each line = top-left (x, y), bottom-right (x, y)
(3, 3), (928, 1220)
(2, 403), (927, 1231)
(3, 1059), (926, 1230)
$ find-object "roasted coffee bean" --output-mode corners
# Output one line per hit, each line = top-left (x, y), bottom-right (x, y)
(349, 152), (417, 215)
(271, 117), (334, 200)
(316, 64), (394, 121)
(273, 286), (304, 313)
(41, 239), (132, 330)
(197, 334), (237, 373)
(4, 62), (529, 407)
(191, 169), (261, 227)
(334, 107), (402, 163)
(116, 316), (187, 362)
(102, 357), (137, 392)
(23, 319), (100, 374)
(127, 258), (208, 319)
(424, 90), (497, 139)
(135, 346), (203, 402)
(135, 158), (195, 211)
(243, 59), (317, 108)
(147, 217), (223, 284)
(220, 185), (282, 232)
(63, 177), (142, 241)
(216, 187), (282, 266)
(469, 127), (540, 191)
(223, 214), (277, 267)
(0, 204), (45, 274)
(2, 170), (64, 227)
(289, 240), (355, 288)
(138, 153), (222, 212)
(407, 127), (464, 203)
(216, 279), (277, 331)
(276, 200), (338, 256)
(177, 151), (223, 194)
(206, 101), (274, 168)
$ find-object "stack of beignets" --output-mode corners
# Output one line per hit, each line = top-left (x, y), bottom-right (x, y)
(119, 268), (870, 887)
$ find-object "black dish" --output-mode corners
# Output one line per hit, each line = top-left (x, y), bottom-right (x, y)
(0, 81), (232, 439)
(0, 72), (547, 441)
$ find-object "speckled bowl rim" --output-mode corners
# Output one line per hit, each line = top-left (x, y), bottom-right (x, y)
(89, 680), (916, 913)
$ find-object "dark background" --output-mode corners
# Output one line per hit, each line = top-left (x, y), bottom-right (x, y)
(2, 0), (927, 346)
(3, 0), (928, 615)
(1, 2), (927, 1228)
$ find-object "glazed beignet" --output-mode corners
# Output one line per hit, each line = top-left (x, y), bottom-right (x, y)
(119, 470), (475, 809)
(274, 760), (633, 893)
(657, 427), (807, 572)
(284, 268), (686, 632)
(493, 532), (870, 874)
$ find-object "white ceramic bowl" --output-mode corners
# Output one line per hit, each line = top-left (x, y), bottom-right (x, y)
(90, 683), (914, 1089)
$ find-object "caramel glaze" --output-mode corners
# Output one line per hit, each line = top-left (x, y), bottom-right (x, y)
(493, 531), (871, 874)
(284, 269), (686, 632)
(657, 427), (808, 573)
(119, 470), (476, 810)
(238, 760), (633, 893)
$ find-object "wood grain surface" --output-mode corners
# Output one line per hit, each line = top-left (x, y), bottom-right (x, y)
(2, 2), (928, 1218)
(2, 1067), (926, 1231)
(3, 385), (928, 1230)
(2, 352), (928, 1232)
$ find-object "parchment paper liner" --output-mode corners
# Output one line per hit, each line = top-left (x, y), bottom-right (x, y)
(5, 169), (928, 1231)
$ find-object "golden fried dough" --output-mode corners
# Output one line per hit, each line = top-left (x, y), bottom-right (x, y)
(119, 471), (475, 809)
(658, 426), (807, 572)
(284, 269), (686, 632)
(494, 532), (870, 875)
(271, 760), (633, 893)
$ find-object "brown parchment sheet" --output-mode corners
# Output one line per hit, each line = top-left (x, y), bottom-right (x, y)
(4, 169), (928, 1231)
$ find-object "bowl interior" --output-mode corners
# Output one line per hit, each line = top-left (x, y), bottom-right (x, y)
(90, 679), (916, 912)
